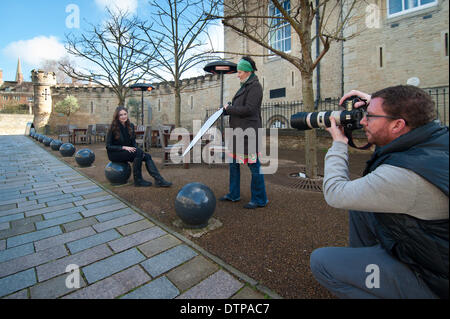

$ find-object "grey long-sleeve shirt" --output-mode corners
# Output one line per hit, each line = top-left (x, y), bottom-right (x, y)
(323, 141), (449, 220)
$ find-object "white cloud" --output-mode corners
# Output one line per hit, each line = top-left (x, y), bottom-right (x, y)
(94, 0), (138, 14)
(205, 23), (224, 55)
(3, 36), (67, 66)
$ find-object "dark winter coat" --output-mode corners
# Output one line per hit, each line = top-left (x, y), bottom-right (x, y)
(223, 74), (263, 156)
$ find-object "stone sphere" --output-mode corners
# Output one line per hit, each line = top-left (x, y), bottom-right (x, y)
(174, 182), (216, 229)
(50, 139), (63, 151)
(43, 137), (53, 147)
(34, 134), (40, 140)
(105, 162), (131, 185)
(38, 135), (46, 143)
(75, 149), (95, 167)
(59, 143), (76, 157)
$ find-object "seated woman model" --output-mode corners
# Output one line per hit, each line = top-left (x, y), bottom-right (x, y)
(106, 106), (172, 187)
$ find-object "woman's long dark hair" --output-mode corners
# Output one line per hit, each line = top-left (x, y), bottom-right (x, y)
(110, 106), (133, 140)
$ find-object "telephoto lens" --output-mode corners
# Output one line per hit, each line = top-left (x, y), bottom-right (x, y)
(291, 111), (344, 130)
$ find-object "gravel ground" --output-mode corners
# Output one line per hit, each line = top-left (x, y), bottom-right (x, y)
(39, 136), (371, 299)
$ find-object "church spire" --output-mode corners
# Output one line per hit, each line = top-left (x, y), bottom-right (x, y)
(15, 57), (23, 84)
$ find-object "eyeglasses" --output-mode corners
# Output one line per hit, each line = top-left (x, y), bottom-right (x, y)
(362, 110), (401, 121)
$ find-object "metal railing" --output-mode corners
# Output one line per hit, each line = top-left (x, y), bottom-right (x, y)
(205, 87), (449, 128)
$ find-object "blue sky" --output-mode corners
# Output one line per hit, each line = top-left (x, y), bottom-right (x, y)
(0, 0), (223, 82)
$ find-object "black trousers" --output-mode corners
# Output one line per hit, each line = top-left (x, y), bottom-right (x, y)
(107, 148), (152, 163)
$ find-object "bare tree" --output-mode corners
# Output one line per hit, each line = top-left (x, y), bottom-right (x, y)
(211, 0), (365, 178)
(61, 8), (154, 106)
(136, 0), (221, 127)
(40, 57), (75, 84)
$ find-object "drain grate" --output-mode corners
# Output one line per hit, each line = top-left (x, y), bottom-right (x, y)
(265, 165), (324, 193)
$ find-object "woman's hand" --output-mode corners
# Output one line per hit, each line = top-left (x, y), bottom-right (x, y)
(122, 146), (136, 153)
(325, 117), (348, 144)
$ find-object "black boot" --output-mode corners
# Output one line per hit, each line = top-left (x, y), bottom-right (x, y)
(144, 155), (172, 187)
(133, 154), (152, 187)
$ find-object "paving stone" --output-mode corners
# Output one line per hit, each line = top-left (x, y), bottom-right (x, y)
(30, 273), (87, 299)
(0, 268), (36, 298)
(93, 213), (144, 233)
(0, 203), (16, 211)
(2, 289), (28, 299)
(140, 245), (197, 278)
(95, 208), (135, 222)
(35, 213), (83, 230)
(0, 245), (68, 278)
(81, 202), (127, 218)
(79, 191), (110, 200)
(0, 239), (5, 251)
(109, 227), (167, 253)
(176, 270), (244, 299)
(28, 190), (65, 201)
(231, 286), (266, 299)
(6, 226), (63, 248)
(36, 193), (75, 204)
(0, 213), (24, 224)
(0, 243), (35, 263)
(62, 217), (98, 233)
(34, 226), (96, 251)
(137, 234), (182, 258)
(43, 206), (86, 220)
(117, 219), (155, 236)
(25, 203), (74, 218)
(74, 195), (114, 207)
(17, 200), (38, 208)
(83, 198), (122, 210)
(10, 215), (42, 228)
(82, 248), (146, 284)
(36, 244), (113, 282)
(121, 276), (179, 299)
(66, 229), (121, 254)
(0, 222), (9, 230)
(45, 196), (84, 207)
(63, 265), (150, 299)
(70, 186), (103, 197)
(166, 256), (219, 292)
(0, 196), (28, 206)
(0, 222), (35, 240)
(0, 203), (46, 217)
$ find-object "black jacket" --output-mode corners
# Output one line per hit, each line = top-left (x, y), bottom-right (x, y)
(356, 121), (449, 298)
(223, 74), (263, 155)
(106, 123), (137, 153)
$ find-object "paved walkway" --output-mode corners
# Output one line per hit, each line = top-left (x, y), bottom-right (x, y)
(0, 135), (278, 299)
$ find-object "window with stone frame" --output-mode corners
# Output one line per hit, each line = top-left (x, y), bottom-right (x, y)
(387, 0), (438, 18)
(268, 0), (291, 53)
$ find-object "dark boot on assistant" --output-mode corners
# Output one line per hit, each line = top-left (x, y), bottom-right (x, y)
(133, 151), (152, 187)
(144, 154), (172, 187)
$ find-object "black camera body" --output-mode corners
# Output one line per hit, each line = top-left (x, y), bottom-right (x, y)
(290, 96), (368, 131)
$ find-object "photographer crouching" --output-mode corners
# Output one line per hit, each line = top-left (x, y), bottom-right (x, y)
(309, 85), (448, 299)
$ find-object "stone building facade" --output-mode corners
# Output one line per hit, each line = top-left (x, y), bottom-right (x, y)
(223, 0), (449, 102)
(31, 71), (224, 132)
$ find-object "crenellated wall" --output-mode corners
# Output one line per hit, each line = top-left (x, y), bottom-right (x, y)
(44, 73), (223, 133)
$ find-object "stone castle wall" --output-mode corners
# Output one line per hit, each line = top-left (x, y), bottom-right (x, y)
(44, 74), (223, 133)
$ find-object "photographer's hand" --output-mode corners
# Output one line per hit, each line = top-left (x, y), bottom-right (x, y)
(339, 90), (371, 108)
(326, 117), (348, 144)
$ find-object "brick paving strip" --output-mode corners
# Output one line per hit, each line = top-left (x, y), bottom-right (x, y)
(0, 136), (282, 299)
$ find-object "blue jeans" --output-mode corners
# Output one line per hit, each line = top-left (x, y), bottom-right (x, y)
(227, 158), (268, 206)
(309, 211), (438, 299)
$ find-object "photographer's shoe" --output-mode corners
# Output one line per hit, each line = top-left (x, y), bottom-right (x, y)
(219, 194), (240, 202)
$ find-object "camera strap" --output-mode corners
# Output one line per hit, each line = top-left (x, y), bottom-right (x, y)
(344, 128), (372, 150)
